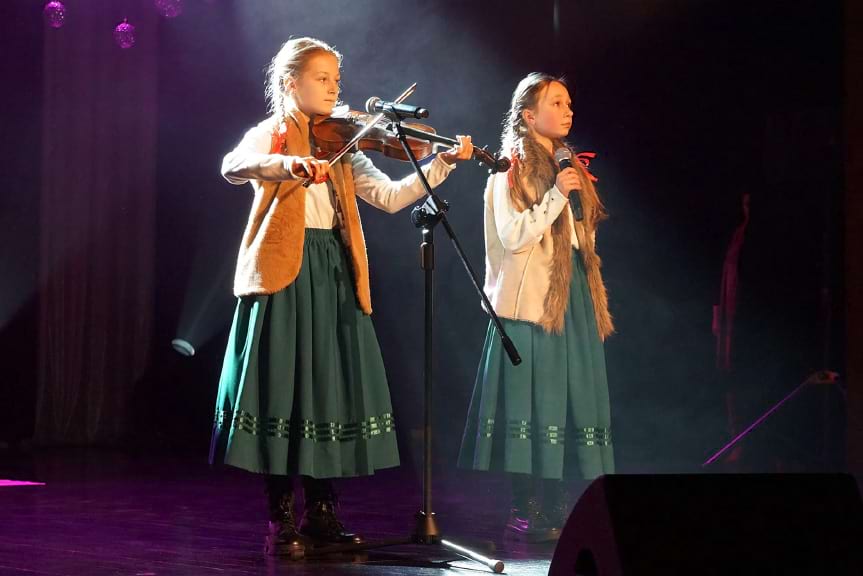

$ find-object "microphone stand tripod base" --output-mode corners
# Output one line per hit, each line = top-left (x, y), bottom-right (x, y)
(413, 511), (441, 544)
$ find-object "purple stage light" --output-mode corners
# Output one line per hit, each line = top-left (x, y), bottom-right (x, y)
(113, 19), (136, 49)
(0, 480), (45, 487)
(43, 1), (66, 29)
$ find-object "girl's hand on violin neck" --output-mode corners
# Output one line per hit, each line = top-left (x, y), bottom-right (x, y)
(438, 135), (474, 165)
(555, 167), (582, 197)
(291, 156), (331, 184)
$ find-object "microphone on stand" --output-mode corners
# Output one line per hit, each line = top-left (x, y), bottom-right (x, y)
(365, 96), (429, 120)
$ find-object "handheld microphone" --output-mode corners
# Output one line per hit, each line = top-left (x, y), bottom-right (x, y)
(554, 147), (583, 222)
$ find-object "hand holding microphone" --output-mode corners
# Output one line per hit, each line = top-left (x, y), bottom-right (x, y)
(554, 147), (584, 221)
(554, 166), (581, 197)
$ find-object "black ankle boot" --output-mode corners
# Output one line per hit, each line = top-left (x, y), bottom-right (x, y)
(506, 474), (560, 543)
(299, 477), (363, 545)
(264, 476), (306, 558)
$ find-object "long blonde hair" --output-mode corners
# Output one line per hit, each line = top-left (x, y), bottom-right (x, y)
(265, 37), (342, 119)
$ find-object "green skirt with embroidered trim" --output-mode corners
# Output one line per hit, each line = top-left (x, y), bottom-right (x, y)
(458, 250), (614, 480)
(209, 228), (399, 478)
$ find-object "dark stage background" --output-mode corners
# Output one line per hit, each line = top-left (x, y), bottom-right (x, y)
(0, 0), (856, 480)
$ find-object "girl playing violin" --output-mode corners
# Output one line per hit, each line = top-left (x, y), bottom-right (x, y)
(458, 73), (614, 542)
(210, 37), (473, 557)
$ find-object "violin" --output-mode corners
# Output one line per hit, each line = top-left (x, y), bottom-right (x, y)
(310, 109), (511, 175)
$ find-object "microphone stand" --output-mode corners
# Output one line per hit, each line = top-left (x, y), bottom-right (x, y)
(303, 110), (519, 573)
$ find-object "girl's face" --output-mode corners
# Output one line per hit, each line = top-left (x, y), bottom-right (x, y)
(523, 81), (573, 141)
(286, 52), (340, 117)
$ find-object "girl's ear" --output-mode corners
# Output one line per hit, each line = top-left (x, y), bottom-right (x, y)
(522, 108), (535, 128)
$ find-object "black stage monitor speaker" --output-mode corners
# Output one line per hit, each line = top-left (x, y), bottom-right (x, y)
(549, 474), (863, 576)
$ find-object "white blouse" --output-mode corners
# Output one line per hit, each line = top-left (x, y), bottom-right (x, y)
(489, 173), (593, 251)
(221, 120), (456, 227)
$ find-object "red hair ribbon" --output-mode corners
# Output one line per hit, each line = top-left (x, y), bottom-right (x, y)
(576, 151), (599, 182)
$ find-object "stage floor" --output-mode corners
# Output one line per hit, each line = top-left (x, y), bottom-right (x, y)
(0, 449), (555, 575)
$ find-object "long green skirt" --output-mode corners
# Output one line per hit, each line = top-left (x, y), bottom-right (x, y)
(209, 228), (400, 478)
(458, 250), (614, 480)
